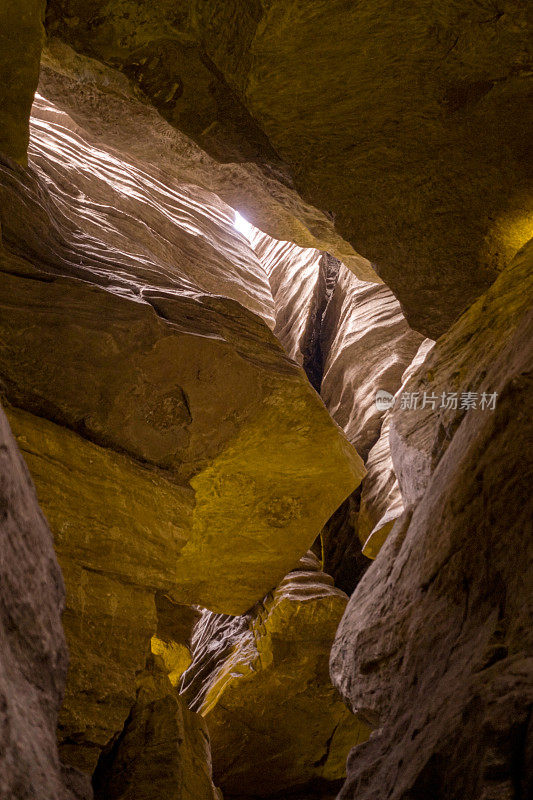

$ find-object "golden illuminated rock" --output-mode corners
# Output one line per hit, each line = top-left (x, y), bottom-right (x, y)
(92, 658), (222, 800)
(0, 91), (363, 771)
(181, 554), (369, 797)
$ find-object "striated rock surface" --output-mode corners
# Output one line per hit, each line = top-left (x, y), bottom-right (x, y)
(0, 405), (70, 799)
(330, 240), (533, 799)
(0, 93), (363, 770)
(181, 553), (369, 797)
(46, 1), (532, 337)
(358, 339), (435, 558)
(39, 36), (376, 282)
(320, 270), (424, 461)
(93, 659), (221, 800)
(245, 222), (336, 388)
(0, 1), (44, 162)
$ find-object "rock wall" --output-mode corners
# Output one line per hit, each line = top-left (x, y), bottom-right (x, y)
(180, 554), (369, 798)
(45, 1), (533, 337)
(0, 1), (44, 162)
(0, 89), (363, 771)
(330, 240), (533, 799)
(93, 659), (222, 800)
(0, 405), (70, 799)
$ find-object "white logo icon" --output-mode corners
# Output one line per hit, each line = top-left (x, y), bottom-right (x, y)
(375, 389), (395, 411)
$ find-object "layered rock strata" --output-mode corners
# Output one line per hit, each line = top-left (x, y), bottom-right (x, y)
(39, 36), (376, 282)
(45, 1), (533, 336)
(0, 405), (70, 799)
(358, 338), (435, 558)
(0, 95), (363, 770)
(331, 239), (533, 799)
(180, 554), (369, 797)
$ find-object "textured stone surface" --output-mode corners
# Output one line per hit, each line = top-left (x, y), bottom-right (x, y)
(46, 1), (533, 336)
(0, 93), (363, 770)
(93, 659), (221, 800)
(321, 270), (424, 461)
(0, 405), (69, 799)
(0, 1), (44, 162)
(330, 240), (533, 799)
(181, 553), (369, 797)
(358, 339), (434, 558)
(39, 36), (376, 282)
(390, 240), (533, 509)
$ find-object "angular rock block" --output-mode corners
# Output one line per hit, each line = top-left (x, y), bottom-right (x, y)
(181, 554), (369, 797)
(93, 660), (222, 800)
(331, 240), (533, 799)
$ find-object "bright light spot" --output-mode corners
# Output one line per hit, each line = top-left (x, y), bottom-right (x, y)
(234, 211), (253, 239)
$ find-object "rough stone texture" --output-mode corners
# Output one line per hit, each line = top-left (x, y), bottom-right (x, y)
(39, 36), (376, 282)
(321, 270), (424, 461)
(0, 94), (363, 770)
(181, 553), (369, 798)
(46, 1), (533, 337)
(358, 339), (435, 558)
(390, 240), (533, 509)
(0, 404), (69, 799)
(92, 659), (222, 800)
(0, 1), (44, 162)
(330, 240), (533, 799)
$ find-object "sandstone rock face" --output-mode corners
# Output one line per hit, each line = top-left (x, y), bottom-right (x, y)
(321, 270), (424, 461)
(390, 240), (533, 509)
(46, 1), (532, 337)
(39, 36), (377, 283)
(181, 554), (369, 797)
(330, 240), (533, 799)
(93, 660), (221, 800)
(0, 1), (44, 162)
(0, 92), (363, 769)
(358, 339), (435, 558)
(0, 405), (69, 799)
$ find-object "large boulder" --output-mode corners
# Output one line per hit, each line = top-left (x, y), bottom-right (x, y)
(0, 405), (70, 799)
(181, 554), (369, 798)
(330, 240), (533, 799)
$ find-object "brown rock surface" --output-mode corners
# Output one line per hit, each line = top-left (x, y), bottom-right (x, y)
(0, 88), (363, 770)
(330, 240), (533, 799)
(358, 339), (435, 558)
(0, 1), (44, 162)
(321, 269), (424, 461)
(180, 553), (369, 798)
(390, 240), (533, 509)
(92, 659), (221, 800)
(0, 404), (69, 799)
(46, 1), (533, 336)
